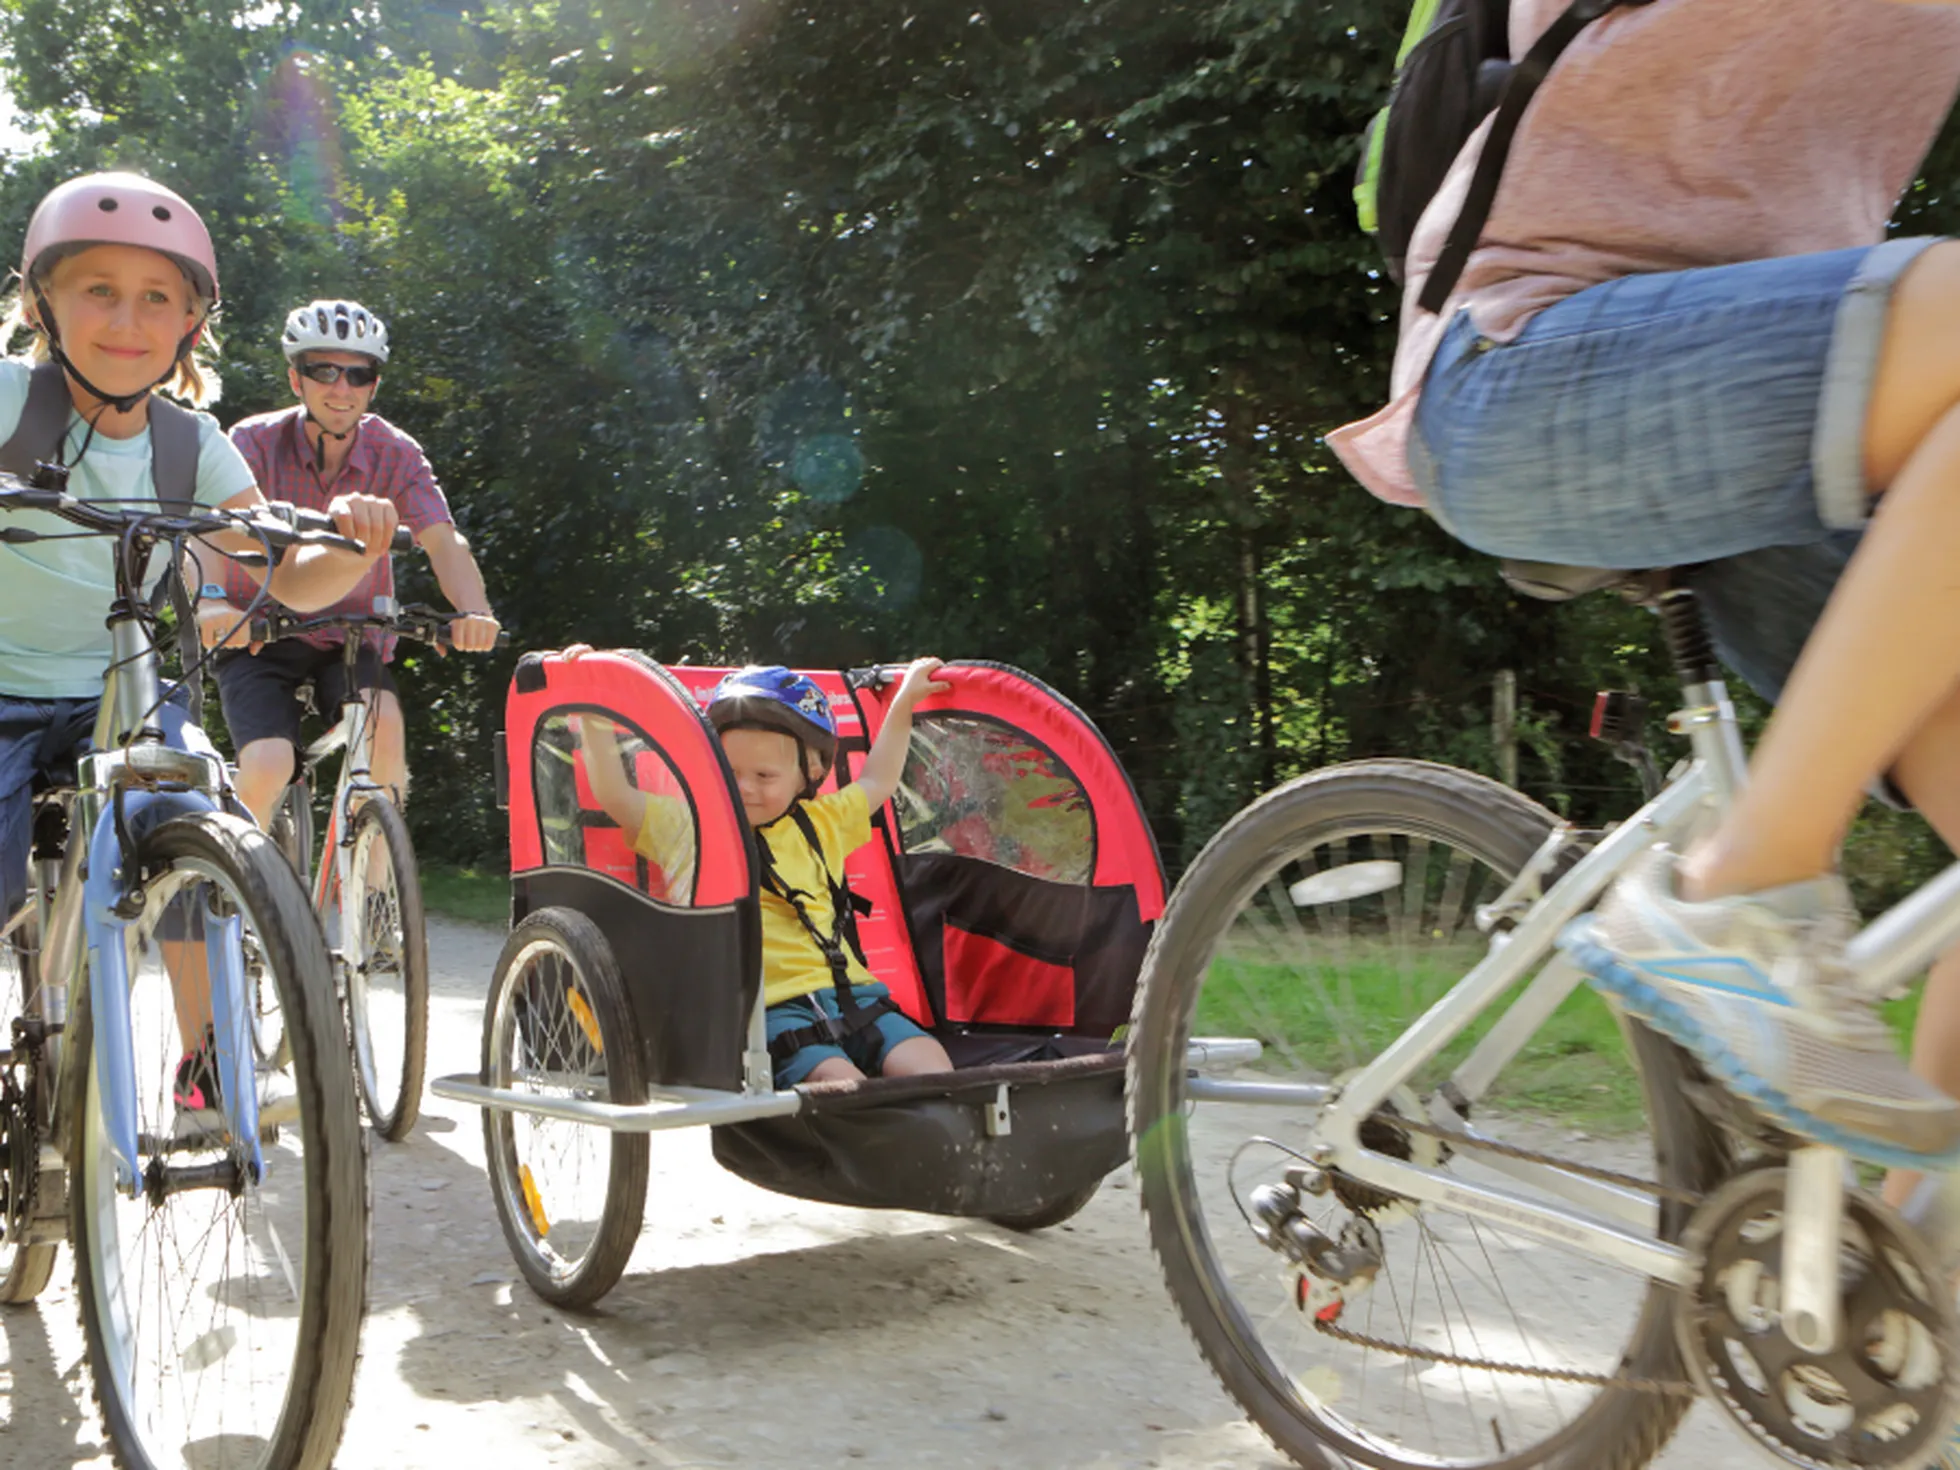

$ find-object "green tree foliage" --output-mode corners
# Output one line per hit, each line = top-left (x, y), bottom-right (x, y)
(0, 0), (1953, 892)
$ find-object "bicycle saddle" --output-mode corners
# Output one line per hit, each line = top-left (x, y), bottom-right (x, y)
(1499, 559), (1669, 603)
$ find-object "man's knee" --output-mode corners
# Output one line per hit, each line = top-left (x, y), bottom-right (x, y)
(235, 738), (295, 790)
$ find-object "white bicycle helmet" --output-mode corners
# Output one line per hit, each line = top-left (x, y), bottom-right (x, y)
(281, 299), (390, 364)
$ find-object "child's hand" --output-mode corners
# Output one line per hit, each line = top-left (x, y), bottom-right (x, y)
(892, 657), (950, 712)
(561, 643), (595, 661)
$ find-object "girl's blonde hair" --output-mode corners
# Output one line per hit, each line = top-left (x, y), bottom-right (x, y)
(1, 261), (223, 409)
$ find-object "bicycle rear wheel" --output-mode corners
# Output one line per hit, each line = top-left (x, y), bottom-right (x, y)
(0, 913), (56, 1304)
(66, 810), (368, 1470)
(1128, 760), (1723, 1470)
(482, 908), (647, 1309)
(341, 797), (428, 1141)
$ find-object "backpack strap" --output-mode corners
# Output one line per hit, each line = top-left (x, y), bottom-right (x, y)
(1418, 0), (1655, 314)
(0, 362), (80, 486)
(145, 395), (207, 722)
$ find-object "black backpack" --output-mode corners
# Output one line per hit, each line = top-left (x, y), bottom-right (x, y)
(1354, 0), (1652, 313)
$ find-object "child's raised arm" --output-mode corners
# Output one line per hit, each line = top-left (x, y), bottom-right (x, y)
(561, 646), (650, 837)
(854, 658), (950, 811)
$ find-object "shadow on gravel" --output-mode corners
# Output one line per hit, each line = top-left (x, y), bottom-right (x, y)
(0, 1300), (100, 1466)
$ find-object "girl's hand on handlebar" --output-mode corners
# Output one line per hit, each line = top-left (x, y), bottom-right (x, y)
(326, 493), (400, 559)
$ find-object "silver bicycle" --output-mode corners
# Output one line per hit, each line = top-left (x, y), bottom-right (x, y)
(1127, 571), (1960, 1470)
(0, 477), (370, 1470)
(257, 602), (498, 1142)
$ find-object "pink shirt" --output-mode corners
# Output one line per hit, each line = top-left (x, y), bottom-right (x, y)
(1328, 0), (1960, 506)
(222, 407), (453, 655)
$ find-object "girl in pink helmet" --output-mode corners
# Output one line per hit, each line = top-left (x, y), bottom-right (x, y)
(0, 171), (400, 1121)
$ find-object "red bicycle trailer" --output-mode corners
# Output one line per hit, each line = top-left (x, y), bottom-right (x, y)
(433, 650), (1251, 1307)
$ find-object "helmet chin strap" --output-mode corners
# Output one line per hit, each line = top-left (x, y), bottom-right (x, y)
(301, 407), (354, 473)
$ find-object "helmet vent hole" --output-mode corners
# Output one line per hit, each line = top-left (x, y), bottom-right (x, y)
(97, 198), (118, 212)
(151, 205), (171, 221)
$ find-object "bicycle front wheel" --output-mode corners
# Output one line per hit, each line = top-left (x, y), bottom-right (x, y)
(1128, 760), (1723, 1470)
(66, 810), (368, 1470)
(341, 797), (428, 1141)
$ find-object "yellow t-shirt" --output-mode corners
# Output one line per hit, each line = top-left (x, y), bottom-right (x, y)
(754, 785), (877, 1006)
(628, 792), (698, 905)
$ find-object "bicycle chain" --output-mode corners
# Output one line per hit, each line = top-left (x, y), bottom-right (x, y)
(1303, 1109), (1701, 1395)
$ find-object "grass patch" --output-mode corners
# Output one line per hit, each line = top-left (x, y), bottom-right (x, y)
(1195, 939), (1646, 1133)
(1195, 935), (1931, 1137)
(418, 863), (509, 927)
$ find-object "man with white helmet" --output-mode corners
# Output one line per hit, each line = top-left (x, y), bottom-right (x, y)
(200, 298), (498, 828)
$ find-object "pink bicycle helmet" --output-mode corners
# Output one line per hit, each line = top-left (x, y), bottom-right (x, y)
(21, 172), (219, 305)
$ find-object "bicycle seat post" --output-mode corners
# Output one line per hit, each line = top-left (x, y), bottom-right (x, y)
(1655, 586), (1749, 802)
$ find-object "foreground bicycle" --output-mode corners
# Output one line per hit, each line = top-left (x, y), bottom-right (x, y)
(1128, 568), (1960, 1470)
(257, 602), (501, 1141)
(0, 477), (369, 1470)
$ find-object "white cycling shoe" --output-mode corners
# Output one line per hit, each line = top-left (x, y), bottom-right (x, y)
(1561, 846), (1960, 1167)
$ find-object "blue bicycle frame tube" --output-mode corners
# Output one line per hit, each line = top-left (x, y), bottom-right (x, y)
(83, 790), (265, 1194)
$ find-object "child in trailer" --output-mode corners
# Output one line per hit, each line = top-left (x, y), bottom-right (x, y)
(568, 652), (955, 1087)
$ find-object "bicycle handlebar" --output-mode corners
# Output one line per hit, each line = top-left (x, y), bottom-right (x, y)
(248, 604), (510, 653)
(0, 474), (413, 558)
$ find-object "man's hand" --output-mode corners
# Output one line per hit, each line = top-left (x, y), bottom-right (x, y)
(327, 493), (399, 559)
(196, 599), (260, 653)
(890, 656), (950, 713)
(447, 611), (501, 654)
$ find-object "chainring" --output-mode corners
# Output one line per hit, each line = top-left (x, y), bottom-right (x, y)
(1676, 1167), (1960, 1470)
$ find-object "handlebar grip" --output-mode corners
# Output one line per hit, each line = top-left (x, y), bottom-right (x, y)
(263, 502), (414, 552)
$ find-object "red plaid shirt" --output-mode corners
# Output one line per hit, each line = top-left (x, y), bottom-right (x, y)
(221, 407), (453, 657)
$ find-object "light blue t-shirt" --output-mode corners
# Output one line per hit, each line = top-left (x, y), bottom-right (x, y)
(0, 359), (258, 699)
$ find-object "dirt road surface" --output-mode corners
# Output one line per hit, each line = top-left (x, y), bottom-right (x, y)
(2, 917), (1761, 1468)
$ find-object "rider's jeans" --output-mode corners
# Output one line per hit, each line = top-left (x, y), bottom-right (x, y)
(1409, 236), (1943, 704)
(0, 694), (211, 923)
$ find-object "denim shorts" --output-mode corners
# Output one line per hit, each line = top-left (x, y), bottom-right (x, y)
(0, 693), (214, 923)
(1409, 237), (1943, 702)
(767, 981), (930, 1088)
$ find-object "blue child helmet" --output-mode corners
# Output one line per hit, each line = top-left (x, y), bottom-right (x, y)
(707, 666), (838, 794)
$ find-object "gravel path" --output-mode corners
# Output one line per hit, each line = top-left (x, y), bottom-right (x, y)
(1, 916), (1759, 1468)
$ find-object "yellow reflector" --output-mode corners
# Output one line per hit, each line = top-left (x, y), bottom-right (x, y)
(520, 1163), (551, 1239)
(568, 988), (604, 1055)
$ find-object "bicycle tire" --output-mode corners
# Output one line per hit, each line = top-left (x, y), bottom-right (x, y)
(65, 810), (369, 1470)
(1127, 759), (1723, 1470)
(342, 797), (428, 1141)
(481, 907), (648, 1309)
(0, 917), (56, 1304)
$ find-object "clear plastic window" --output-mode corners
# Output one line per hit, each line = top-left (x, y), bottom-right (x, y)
(533, 710), (698, 905)
(893, 714), (1093, 884)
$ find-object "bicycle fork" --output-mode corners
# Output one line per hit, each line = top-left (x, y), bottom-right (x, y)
(81, 789), (264, 1197)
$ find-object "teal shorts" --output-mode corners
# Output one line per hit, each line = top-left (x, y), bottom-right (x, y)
(767, 982), (930, 1087)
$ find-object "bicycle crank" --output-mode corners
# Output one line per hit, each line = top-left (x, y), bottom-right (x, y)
(1677, 1166), (1960, 1470)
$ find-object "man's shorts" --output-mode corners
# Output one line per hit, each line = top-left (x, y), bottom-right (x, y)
(766, 981), (931, 1088)
(1409, 236), (1941, 705)
(213, 639), (395, 756)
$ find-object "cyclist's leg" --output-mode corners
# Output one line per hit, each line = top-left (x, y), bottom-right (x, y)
(1685, 239), (1960, 900)
(1416, 237), (1960, 1159)
(211, 641), (318, 829)
(319, 644), (402, 805)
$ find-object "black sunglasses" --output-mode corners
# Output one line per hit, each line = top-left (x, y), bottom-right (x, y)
(297, 361), (381, 388)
